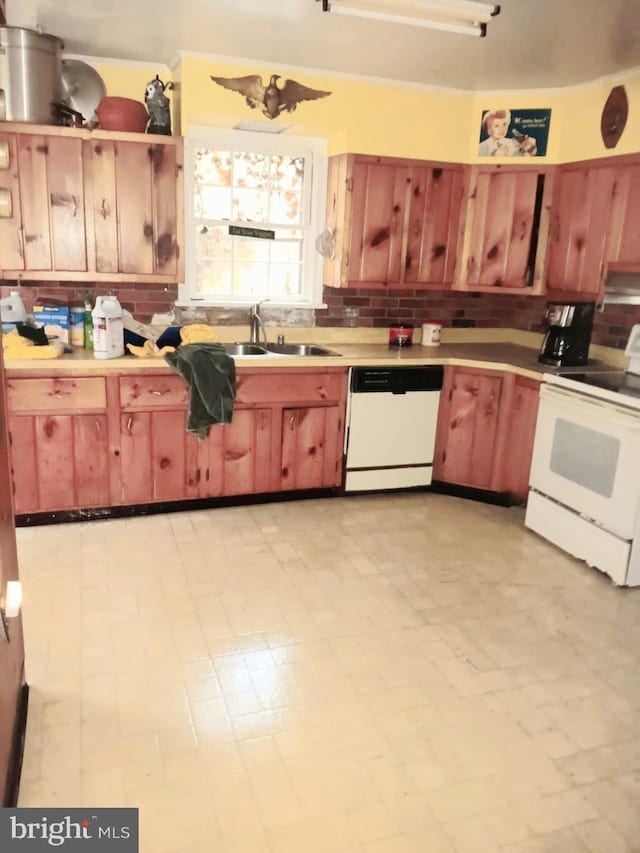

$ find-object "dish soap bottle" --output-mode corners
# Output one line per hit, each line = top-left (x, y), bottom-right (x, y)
(92, 295), (125, 359)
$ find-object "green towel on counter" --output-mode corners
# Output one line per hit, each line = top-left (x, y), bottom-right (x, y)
(165, 343), (236, 439)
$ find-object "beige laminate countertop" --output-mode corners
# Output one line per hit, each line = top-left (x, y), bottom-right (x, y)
(3, 341), (617, 380)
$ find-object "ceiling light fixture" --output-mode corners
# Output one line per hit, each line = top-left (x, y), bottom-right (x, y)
(317, 0), (501, 37)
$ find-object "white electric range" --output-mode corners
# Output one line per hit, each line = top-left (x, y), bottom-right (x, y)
(525, 324), (640, 586)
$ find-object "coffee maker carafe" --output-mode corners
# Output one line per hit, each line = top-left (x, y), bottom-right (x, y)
(538, 301), (595, 367)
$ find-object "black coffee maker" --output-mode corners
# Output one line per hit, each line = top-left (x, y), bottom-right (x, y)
(538, 301), (595, 367)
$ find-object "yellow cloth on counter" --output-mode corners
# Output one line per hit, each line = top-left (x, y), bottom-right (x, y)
(2, 328), (63, 360)
(126, 340), (176, 358)
(180, 324), (219, 345)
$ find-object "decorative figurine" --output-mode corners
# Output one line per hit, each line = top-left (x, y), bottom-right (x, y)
(211, 74), (331, 120)
(145, 75), (173, 135)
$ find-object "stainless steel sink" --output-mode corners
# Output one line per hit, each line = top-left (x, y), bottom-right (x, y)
(220, 342), (267, 356)
(265, 343), (342, 357)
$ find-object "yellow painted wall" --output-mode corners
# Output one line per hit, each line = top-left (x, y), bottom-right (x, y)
(83, 54), (640, 165)
(557, 70), (640, 162)
(90, 62), (171, 101)
(178, 56), (473, 161)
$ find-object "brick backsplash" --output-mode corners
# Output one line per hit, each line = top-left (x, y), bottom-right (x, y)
(319, 287), (640, 349)
(3, 280), (640, 349)
(0, 281), (179, 323)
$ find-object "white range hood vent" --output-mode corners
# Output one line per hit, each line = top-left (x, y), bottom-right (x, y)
(603, 271), (640, 305)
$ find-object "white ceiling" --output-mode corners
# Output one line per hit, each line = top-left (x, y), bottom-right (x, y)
(9, 0), (640, 91)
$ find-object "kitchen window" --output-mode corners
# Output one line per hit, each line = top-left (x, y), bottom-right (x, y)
(182, 128), (328, 307)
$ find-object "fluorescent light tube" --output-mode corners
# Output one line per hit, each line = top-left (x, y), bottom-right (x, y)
(321, 0), (501, 35)
(330, 5), (484, 34)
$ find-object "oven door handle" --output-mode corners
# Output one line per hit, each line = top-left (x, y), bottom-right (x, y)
(541, 385), (640, 425)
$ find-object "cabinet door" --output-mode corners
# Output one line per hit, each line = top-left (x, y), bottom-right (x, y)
(9, 413), (109, 513)
(457, 167), (548, 291)
(84, 138), (183, 279)
(405, 164), (463, 286)
(546, 164), (616, 298)
(433, 368), (504, 490)
(606, 161), (640, 271)
(16, 134), (87, 272)
(280, 405), (344, 490)
(346, 160), (409, 285)
(117, 409), (199, 505)
(198, 408), (274, 497)
(0, 132), (24, 272)
(497, 375), (540, 502)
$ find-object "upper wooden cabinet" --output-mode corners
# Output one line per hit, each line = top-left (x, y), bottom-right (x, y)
(606, 158), (640, 274)
(545, 161), (617, 300)
(0, 123), (184, 283)
(454, 164), (553, 294)
(324, 153), (464, 289)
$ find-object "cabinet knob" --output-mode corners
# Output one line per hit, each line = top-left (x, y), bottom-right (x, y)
(0, 90), (5, 122)
(0, 140), (9, 170)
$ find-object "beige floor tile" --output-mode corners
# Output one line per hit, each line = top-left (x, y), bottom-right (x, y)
(15, 493), (640, 853)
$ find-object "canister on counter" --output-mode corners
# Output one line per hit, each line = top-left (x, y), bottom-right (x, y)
(70, 304), (85, 346)
(421, 322), (442, 346)
(388, 323), (414, 347)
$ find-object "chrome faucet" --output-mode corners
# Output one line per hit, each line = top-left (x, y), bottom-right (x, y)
(249, 301), (269, 347)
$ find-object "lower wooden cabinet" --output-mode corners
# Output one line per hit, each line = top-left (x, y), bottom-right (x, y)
(10, 413), (111, 513)
(433, 366), (540, 502)
(7, 367), (347, 515)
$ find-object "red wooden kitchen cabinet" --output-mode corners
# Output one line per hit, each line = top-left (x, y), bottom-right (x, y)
(495, 374), (540, 502)
(433, 366), (505, 491)
(0, 122), (184, 284)
(324, 153), (464, 289)
(433, 366), (540, 502)
(605, 156), (640, 274)
(6, 376), (111, 514)
(6, 367), (348, 516)
(0, 130), (88, 275)
(280, 405), (344, 490)
(454, 164), (553, 294)
(545, 160), (617, 300)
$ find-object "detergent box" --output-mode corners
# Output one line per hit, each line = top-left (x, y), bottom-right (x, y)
(32, 303), (70, 344)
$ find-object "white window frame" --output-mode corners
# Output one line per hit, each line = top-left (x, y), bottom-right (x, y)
(181, 127), (328, 308)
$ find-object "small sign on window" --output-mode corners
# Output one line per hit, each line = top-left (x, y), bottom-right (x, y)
(228, 225), (275, 240)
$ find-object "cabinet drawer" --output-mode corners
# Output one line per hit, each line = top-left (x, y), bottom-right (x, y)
(119, 375), (188, 409)
(7, 377), (106, 412)
(236, 372), (347, 404)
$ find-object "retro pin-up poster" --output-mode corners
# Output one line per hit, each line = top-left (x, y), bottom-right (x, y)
(478, 109), (551, 157)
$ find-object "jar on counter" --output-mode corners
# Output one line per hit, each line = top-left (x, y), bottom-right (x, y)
(388, 323), (414, 347)
(420, 322), (442, 346)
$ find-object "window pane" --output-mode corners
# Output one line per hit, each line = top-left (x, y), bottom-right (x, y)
(270, 239), (302, 264)
(270, 190), (303, 225)
(234, 152), (269, 188)
(270, 155), (304, 192)
(269, 263), (302, 297)
(195, 185), (232, 220)
(195, 225), (231, 259)
(195, 260), (232, 295)
(194, 149), (231, 186)
(234, 262), (269, 298)
(232, 187), (269, 222)
(234, 235), (270, 263)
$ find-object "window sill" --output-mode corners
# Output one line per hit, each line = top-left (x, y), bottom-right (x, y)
(175, 301), (328, 310)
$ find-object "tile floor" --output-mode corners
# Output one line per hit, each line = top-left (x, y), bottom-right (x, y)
(15, 492), (640, 853)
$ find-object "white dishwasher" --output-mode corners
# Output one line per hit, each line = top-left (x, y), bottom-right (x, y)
(345, 366), (443, 492)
